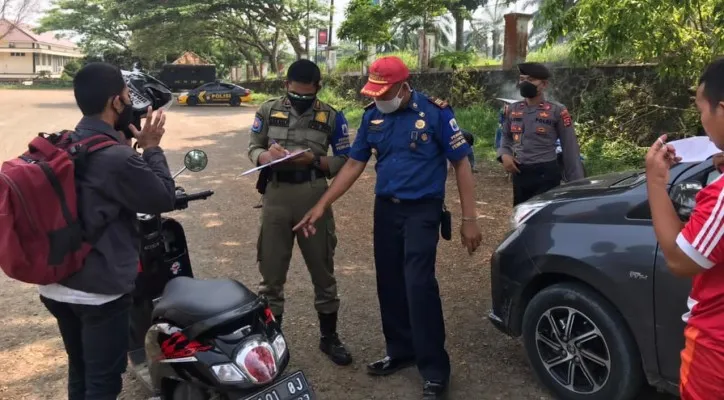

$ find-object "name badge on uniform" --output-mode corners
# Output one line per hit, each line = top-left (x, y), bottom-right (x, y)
(269, 110), (289, 127)
(308, 120), (332, 134)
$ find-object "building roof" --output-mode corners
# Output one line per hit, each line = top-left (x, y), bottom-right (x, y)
(172, 51), (210, 65)
(0, 18), (78, 49)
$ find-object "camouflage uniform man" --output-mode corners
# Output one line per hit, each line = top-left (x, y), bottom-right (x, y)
(497, 62), (584, 205)
(247, 60), (352, 365)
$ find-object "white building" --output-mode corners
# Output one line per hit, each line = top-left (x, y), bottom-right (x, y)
(0, 18), (84, 79)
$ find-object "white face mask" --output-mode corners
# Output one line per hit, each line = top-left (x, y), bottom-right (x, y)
(374, 84), (408, 114)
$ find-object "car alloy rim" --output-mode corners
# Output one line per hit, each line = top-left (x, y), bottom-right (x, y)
(535, 306), (611, 394)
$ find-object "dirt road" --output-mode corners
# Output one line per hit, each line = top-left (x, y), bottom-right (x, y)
(0, 90), (671, 400)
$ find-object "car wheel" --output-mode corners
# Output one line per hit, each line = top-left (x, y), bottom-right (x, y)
(187, 96), (198, 106)
(522, 283), (644, 400)
(229, 96), (241, 107)
(172, 382), (208, 400)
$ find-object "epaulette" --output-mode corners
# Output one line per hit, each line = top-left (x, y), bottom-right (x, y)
(364, 101), (375, 110)
(427, 95), (449, 109)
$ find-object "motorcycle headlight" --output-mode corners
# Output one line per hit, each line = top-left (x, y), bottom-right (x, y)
(272, 334), (287, 360)
(234, 339), (278, 385)
(211, 363), (246, 383)
(510, 201), (551, 230)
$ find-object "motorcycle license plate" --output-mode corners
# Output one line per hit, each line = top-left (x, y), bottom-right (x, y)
(240, 371), (315, 400)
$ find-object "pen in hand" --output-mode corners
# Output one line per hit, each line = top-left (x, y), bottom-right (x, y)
(270, 139), (290, 155)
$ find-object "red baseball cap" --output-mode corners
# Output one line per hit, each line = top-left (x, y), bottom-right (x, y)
(360, 56), (410, 98)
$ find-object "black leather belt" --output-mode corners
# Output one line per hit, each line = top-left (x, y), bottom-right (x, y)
(273, 169), (322, 184)
(377, 196), (442, 205)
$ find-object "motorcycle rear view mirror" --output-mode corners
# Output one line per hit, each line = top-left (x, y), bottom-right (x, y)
(174, 149), (208, 178)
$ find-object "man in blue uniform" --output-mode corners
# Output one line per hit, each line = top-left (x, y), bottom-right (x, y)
(294, 56), (482, 399)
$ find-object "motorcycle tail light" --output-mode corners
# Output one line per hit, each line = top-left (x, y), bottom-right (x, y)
(235, 340), (278, 384)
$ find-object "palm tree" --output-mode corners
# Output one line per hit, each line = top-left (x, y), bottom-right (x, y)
(469, 1), (506, 58)
(380, 14), (454, 52)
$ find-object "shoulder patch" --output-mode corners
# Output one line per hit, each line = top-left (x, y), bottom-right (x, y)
(251, 112), (263, 133)
(427, 96), (449, 108)
(561, 108), (573, 127)
(365, 101), (376, 110)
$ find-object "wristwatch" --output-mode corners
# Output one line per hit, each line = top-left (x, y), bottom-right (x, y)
(312, 155), (322, 169)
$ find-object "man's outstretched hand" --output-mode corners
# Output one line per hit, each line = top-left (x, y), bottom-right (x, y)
(293, 204), (326, 237)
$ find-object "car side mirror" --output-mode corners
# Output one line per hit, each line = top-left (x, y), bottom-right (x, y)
(671, 181), (703, 221)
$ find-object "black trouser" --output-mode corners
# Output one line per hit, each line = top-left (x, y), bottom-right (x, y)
(373, 196), (450, 383)
(512, 160), (561, 206)
(40, 294), (132, 400)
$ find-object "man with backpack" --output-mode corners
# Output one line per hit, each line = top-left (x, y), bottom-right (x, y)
(0, 62), (176, 399)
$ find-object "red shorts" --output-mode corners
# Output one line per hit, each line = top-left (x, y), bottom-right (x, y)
(680, 326), (724, 399)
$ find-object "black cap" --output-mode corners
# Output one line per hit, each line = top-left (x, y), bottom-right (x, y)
(518, 62), (550, 80)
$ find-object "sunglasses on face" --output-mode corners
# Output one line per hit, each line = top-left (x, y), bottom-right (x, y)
(288, 91), (316, 100)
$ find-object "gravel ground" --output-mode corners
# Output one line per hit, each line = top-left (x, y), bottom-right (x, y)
(0, 90), (674, 400)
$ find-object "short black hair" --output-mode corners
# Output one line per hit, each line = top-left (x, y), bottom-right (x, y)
(699, 57), (724, 110)
(286, 59), (321, 86)
(73, 62), (126, 116)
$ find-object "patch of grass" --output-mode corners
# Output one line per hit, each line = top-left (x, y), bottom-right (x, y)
(250, 92), (275, 105)
(0, 80), (73, 90)
(526, 43), (572, 64)
(454, 104), (501, 161)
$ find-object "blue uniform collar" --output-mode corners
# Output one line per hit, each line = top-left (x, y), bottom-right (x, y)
(405, 90), (425, 113)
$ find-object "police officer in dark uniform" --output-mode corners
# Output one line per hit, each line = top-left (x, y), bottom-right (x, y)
(293, 56), (482, 400)
(498, 62), (584, 205)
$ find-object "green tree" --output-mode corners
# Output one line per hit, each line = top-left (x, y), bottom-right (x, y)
(36, 0), (130, 51)
(445, 0), (485, 51)
(537, 0), (724, 84)
(338, 0), (393, 46)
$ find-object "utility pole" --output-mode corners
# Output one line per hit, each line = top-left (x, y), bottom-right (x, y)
(305, 0), (311, 59)
(327, 0), (334, 72)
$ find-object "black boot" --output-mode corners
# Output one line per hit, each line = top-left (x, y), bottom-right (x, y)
(318, 312), (353, 366)
(274, 314), (283, 330)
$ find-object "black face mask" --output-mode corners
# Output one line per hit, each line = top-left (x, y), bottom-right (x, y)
(287, 91), (316, 114)
(519, 81), (539, 99)
(113, 97), (135, 139)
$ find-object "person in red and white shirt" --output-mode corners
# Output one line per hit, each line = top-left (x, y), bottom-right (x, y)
(646, 58), (724, 400)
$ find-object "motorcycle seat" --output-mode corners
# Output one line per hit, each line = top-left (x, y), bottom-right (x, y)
(152, 277), (258, 327)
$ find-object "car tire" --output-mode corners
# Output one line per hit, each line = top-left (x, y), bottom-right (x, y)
(229, 96), (241, 107)
(187, 96), (198, 106)
(522, 282), (644, 400)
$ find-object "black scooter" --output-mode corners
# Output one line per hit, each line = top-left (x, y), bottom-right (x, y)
(127, 149), (316, 400)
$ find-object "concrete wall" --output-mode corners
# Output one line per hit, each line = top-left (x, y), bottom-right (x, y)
(236, 64), (673, 112)
(0, 52), (32, 74)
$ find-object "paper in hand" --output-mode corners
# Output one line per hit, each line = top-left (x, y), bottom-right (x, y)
(240, 148), (312, 176)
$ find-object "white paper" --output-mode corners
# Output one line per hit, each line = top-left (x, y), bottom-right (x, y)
(668, 137), (721, 163)
(240, 148), (312, 176)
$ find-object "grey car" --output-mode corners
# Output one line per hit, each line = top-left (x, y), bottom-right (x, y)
(488, 157), (721, 399)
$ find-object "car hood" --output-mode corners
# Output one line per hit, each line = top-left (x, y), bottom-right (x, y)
(533, 170), (642, 201)
(533, 162), (699, 202)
